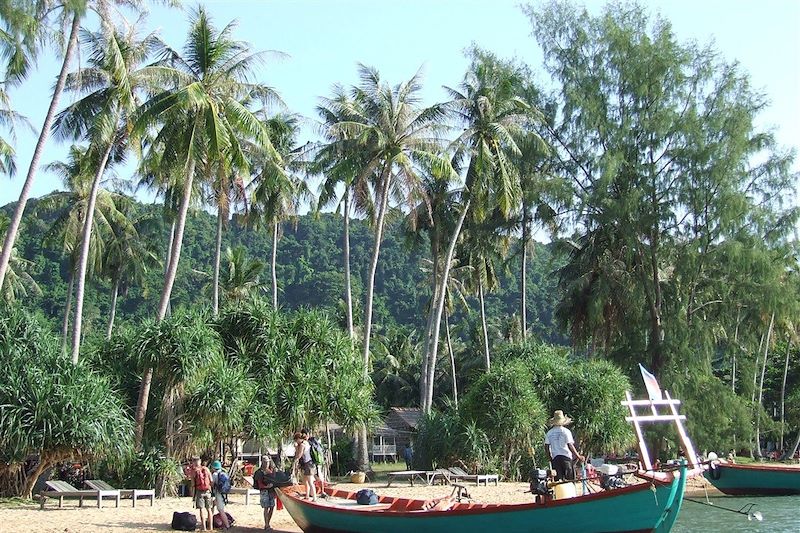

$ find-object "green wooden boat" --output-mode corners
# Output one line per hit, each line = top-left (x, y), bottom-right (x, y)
(277, 367), (701, 532)
(704, 462), (800, 495)
(277, 467), (688, 533)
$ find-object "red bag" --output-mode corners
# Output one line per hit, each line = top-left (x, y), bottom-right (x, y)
(194, 467), (212, 491)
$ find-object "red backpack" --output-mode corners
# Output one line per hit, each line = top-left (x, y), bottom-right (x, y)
(195, 467), (212, 491)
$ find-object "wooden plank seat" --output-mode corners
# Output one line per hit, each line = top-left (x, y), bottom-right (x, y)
(448, 467), (499, 486)
(228, 486), (260, 505)
(84, 480), (154, 507)
(386, 470), (429, 487)
(40, 480), (120, 509)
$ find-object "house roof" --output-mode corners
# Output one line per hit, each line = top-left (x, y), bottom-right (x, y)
(388, 407), (423, 430)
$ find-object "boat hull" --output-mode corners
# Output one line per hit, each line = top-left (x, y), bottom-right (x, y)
(704, 463), (800, 495)
(277, 473), (687, 533)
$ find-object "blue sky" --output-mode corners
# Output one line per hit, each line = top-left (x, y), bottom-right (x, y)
(2, 0), (799, 206)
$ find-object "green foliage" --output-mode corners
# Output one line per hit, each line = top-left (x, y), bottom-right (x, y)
(461, 360), (546, 474)
(0, 306), (132, 496)
(669, 372), (753, 455)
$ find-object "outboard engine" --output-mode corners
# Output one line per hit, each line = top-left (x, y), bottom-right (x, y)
(529, 468), (551, 501)
(597, 464), (626, 490)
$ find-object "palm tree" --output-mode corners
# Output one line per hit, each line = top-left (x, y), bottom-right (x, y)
(131, 6), (278, 448)
(329, 64), (453, 374)
(40, 145), (129, 347)
(102, 210), (161, 338)
(208, 162), (246, 315)
(325, 66), (453, 469)
(510, 125), (566, 338)
(0, 0), (158, 294)
(0, 215), (41, 303)
(313, 88), (374, 338)
(54, 23), (159, 363)
(461, 214), (509, 372)
(422, 49), (534, 412)
(218, 245), (264, 304)
(249, 113), (312, 309)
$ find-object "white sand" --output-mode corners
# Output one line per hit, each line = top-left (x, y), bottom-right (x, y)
(0, 476), (725, 532)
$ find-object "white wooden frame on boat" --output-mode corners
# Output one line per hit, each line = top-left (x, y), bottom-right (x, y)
(622, 389), (699, 472)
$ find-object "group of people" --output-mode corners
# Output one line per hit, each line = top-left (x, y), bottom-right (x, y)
(186, 457), (233, 531)
(185, 429), (326, 532)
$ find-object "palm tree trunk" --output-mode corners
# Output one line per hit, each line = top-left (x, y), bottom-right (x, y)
(780, 339), (791, 451)
(0, 13), (81, 292)
(61, 269), (75, 352)
(163, 220), (176, 317)
(70, 139), (116, 364)
(520, 205), (529, 339)
(361, 164), (392, 371)
(343, 187), (354, 338)
(420, 233), (440, 407)
(785, 430), (800, 461)
(445, 309), (457, 408)
(424, 198), (470, 412)
(106, 276), (120, 339)
(271, 221), (278, 309)
(754, 312), (775, 459)
(212, 209), (223, 315)
(134, 159), (196, 449)
(478, 277), (490, 372)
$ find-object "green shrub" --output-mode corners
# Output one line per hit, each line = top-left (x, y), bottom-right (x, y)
(0, 306), (133, 498)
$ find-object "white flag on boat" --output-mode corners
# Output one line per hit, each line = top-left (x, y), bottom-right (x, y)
(639, 364), (663, 401)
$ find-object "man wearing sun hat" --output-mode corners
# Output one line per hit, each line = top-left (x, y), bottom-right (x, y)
(544, 410), (585, 481)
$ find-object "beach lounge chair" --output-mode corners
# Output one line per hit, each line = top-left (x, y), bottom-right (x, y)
(85, 479), (154, 507)
(448, 467), (499, 486)
(39, 480), (120, 509)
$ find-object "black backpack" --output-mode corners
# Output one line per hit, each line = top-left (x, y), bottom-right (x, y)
(171, 511), (197, 531)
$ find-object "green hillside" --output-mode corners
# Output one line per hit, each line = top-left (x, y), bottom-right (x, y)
(4, 197), (566, 345)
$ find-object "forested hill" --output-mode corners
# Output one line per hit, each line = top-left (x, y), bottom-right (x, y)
(3, 197), (566, 344)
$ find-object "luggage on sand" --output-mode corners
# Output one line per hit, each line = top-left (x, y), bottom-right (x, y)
(212, 511), (235, 528)
(171, 511), (197, 531)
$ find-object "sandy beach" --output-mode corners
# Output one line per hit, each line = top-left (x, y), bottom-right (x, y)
(0, 476), (725, 533)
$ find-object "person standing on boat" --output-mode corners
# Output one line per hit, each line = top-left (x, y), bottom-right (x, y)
(545, 410), (585, 481)
(293, 432), (317, 501)
(253, 455), (276, 531)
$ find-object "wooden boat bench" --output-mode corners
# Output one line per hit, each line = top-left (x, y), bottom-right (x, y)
(85, 480), (154, 507)
(386, 470), (431, 487)
(40, 480), (120, 509)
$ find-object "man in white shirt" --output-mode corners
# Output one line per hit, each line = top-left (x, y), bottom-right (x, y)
(544, 410), (585, 481)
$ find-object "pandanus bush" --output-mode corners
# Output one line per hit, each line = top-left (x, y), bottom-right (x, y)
(0, 306), (133, 498)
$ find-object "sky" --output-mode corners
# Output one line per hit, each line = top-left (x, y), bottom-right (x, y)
(1, 0), (799, 207)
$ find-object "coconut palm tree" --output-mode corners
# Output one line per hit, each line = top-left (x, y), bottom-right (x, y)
(218, 245), (265, 304)
(329, 64), (453, 373)
(421, 50), (535, 412)
(325, 65), (454, 468)
(0, 215), (40, 303)
(0, 0), (160, 294)
(248, 113), (312, 309)
(102, 210), (161, 338)
(313, 88), (374, 338)
(130, 6), (278, 448)
(54, 23), (160, 363)
(40, 145), (130, 347)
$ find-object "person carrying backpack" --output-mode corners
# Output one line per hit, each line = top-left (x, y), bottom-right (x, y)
(210, 460), (231, 530)
(293, 432), (317, 501)
(188, 456), (213, 531)
(305, 430), (326, 485)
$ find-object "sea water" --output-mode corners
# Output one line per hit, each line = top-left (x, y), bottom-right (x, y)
(673, 495), (800, 532)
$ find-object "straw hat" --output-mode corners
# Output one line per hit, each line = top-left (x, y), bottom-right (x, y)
(549, 410), (572, 426)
